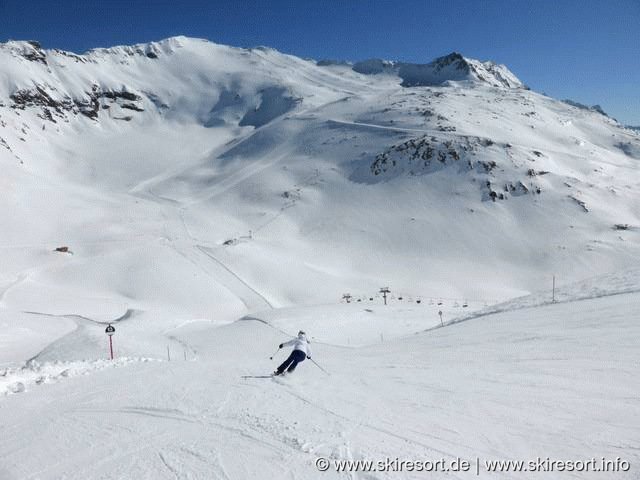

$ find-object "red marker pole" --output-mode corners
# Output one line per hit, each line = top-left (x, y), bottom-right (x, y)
(105, 324), (116, 360)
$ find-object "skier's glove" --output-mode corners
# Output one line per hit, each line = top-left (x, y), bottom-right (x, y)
(279, 344), (283, 349)
(307, 355), (311, 359)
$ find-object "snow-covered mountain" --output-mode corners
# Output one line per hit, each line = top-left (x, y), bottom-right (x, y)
(2, 35), (639, 315)
(1, 36), (639, 480)
(350, 52), (524, 88)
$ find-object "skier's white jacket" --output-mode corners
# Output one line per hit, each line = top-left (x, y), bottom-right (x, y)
(282, 333), (311, 356)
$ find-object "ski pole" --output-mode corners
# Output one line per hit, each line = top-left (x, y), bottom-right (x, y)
(309, 358), (330, 375)
(269, 346), (281, 360)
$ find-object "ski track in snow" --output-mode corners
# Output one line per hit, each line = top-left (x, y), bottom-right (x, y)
(196, 245), (273, 311)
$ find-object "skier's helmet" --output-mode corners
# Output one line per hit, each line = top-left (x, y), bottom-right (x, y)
(298, 330), (306, 337)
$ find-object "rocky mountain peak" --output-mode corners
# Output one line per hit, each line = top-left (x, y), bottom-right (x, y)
(1, 39), (48, 64)
(348, 51), (522, 88)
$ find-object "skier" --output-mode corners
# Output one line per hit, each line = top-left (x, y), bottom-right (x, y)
(274, 330), (311, 376)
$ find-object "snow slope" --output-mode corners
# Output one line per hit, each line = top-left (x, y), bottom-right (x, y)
(0, 37), (639, 479)
(0, 282), (638, 479)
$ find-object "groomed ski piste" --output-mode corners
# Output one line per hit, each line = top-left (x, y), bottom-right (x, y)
(1, 273), (638, 479)
(0, 37), (639, 478)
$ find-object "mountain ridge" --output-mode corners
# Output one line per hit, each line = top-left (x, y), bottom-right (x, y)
(349, 51), (524, 88)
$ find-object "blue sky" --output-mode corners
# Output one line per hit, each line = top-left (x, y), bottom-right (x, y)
(1, 0), (638, 124)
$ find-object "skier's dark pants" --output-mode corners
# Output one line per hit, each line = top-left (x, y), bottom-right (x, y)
(276, 350), (306, 374)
